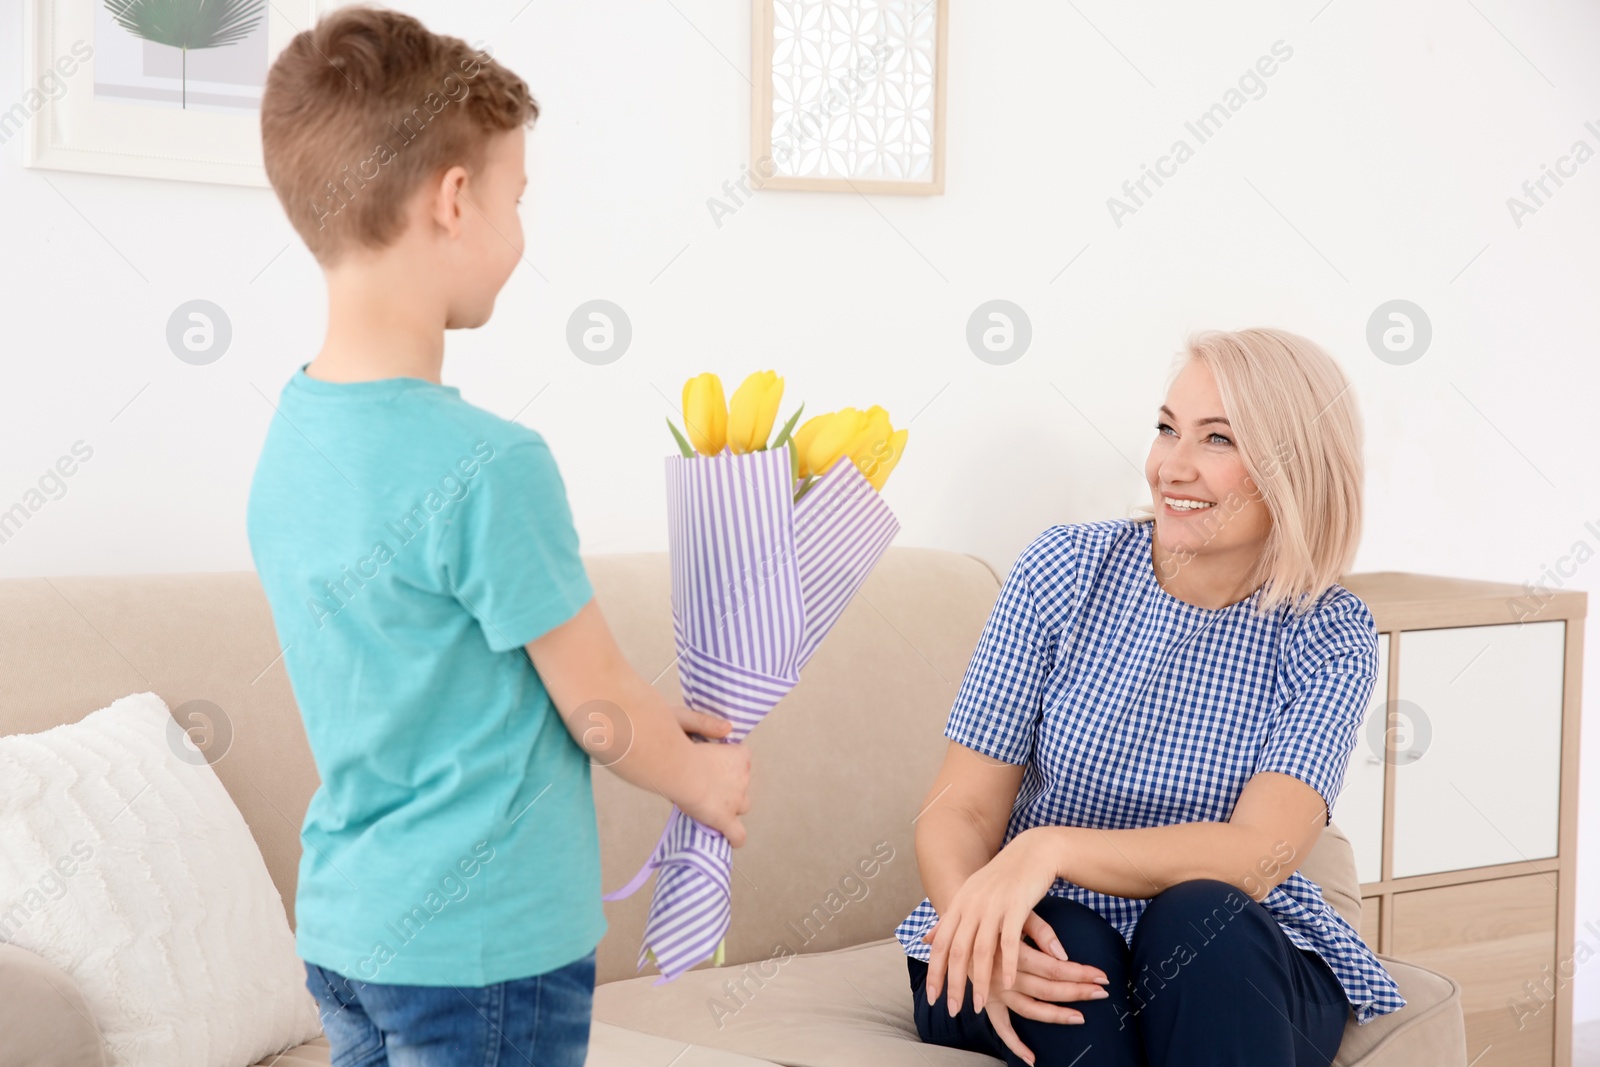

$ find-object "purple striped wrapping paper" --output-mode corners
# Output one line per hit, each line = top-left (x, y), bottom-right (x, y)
(601, 446), (899, 982)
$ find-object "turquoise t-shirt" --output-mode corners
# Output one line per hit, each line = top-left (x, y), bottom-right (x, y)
(245, 364), (602, 986)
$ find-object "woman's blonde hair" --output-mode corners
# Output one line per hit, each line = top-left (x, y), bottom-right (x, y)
(1131, 327), (1365, 617)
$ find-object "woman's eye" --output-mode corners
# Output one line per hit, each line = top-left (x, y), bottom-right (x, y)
(1155, 421), (1230, 445)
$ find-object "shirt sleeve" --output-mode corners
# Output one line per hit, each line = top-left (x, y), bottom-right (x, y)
(1253, 591), (1380, 825)
(943, 529), (1070, 765)
(444, 436), (594, 653)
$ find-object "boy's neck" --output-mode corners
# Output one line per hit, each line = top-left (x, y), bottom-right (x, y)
(307, 256), (448, 386)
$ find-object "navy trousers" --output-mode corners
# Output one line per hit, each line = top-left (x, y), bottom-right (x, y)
(908, 879), (1350, 1066)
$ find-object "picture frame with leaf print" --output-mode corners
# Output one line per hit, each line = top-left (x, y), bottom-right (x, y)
(19, 0), (321, 186)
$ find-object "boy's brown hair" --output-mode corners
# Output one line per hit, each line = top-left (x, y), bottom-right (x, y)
(261, 5), (538, 266)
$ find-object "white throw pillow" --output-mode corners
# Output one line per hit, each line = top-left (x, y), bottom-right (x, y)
(0, 692), (322, 1066)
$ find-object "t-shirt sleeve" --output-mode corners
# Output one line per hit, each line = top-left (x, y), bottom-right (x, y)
(943, 530), (1069, 765)
(445, 436), (594, 653)
(1253, 592), (1380, 825)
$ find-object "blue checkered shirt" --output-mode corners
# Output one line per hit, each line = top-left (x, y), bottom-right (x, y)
(894, 518), (1406, 1025)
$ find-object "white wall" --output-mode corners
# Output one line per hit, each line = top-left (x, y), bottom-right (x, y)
(3, 0), (1598, 1031)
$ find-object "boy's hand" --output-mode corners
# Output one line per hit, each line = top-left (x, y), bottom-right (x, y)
(678, 740), (752, 847)
(673, 705), (732, 741)
(526, 600), (753, 847)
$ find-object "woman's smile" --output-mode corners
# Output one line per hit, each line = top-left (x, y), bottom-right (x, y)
(1160, 494), (1216, 517)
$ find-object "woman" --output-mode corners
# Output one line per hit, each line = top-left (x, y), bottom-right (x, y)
(896, 328), (1405, 1066)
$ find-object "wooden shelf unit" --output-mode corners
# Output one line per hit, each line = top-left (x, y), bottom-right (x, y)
(1336, 571), (1587, 1067)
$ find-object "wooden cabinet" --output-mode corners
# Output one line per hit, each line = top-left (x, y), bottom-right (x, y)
(1391, 622), (1565, 878)
(1392, 876), (1557, 1067)
(1331, 573), (1585, 1067)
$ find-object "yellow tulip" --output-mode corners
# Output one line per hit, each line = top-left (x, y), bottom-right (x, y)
(861, 428), (909, 490)
(843, 406), (890, 465)
(681, 373), (728, 456)
(844, 406), (908, 490)
(798, 408), (866, 479)
(727, 371), (784, 454)
(791, 413), (829, 478)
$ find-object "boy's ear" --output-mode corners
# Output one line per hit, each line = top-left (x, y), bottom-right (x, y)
(431, 164), (472, 239)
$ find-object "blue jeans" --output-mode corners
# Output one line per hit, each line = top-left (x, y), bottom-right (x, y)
(303, 951), (595, 1067)
(908, 880), (1350, 1066)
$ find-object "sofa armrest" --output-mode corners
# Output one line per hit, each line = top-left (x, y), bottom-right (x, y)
(1304, 821), (1364, 931)
(0, 943), (109, 1067)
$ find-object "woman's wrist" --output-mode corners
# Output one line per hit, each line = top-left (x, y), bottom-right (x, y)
(917, 812), (1005, 918)
(1014, 825), (1071, 885)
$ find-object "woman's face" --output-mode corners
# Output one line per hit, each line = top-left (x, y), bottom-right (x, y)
(1144, 360), (1272, 561)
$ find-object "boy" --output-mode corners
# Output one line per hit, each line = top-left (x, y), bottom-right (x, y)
(246, 7), (751, 1065)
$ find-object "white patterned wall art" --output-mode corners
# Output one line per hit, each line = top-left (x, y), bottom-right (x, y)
(751, 0), (947, 194)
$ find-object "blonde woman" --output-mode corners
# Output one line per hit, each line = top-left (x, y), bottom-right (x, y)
(896, 329), (1405, 1066)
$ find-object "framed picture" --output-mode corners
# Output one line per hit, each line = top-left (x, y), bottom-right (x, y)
(750, 0), (948, 195)
(18, 0), (322, 187)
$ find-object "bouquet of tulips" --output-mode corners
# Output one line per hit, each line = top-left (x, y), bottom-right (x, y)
(601, 371), (907, 982)
(668, 371), (908, 494)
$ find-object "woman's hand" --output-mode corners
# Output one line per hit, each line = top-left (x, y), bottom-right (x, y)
(923, 907), (1112, 1065)
(925, 827), (1076, 1014)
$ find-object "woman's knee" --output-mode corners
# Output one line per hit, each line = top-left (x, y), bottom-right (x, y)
(1031, 893), (1132, 970)
(1129, 878), (1275, 974)
(1135, 878), (1260, 935)
(1019, 896), (1144, 1060)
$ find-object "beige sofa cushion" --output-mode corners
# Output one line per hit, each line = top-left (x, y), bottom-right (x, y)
(594, 937), (1466, 1067)
(597, 939), (987, 1067)
(0, 943), (108, 1067)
